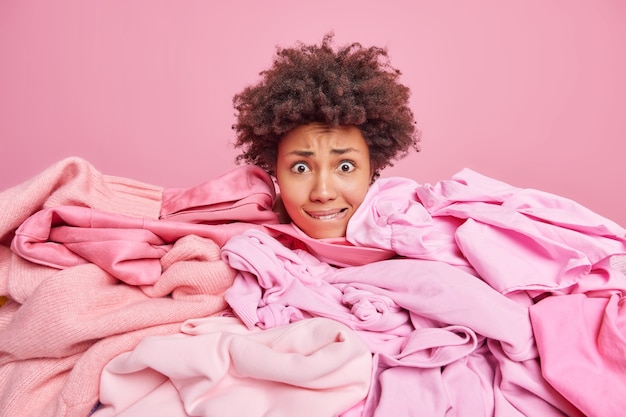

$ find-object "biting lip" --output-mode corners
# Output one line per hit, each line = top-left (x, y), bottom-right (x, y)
(306, 208), (348, 220)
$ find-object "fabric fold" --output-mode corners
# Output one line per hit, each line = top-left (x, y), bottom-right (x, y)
(94, 317), (372, 417)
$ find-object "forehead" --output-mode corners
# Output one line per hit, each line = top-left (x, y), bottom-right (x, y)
(278, 123), (368, 153)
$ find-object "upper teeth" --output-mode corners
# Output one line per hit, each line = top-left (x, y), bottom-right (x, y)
(312, 211), (341, 220)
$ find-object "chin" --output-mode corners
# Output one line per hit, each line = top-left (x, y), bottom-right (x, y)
(305, 226), (346, 239)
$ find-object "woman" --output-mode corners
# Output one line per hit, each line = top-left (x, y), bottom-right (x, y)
(232, 33), (420, 239)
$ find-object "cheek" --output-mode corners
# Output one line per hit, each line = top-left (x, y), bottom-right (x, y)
(276, 179), (305, 212)
(344, 176), (371, 207)
(348, 189), (369, 209)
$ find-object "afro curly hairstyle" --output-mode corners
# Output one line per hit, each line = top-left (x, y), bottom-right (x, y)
(232, 33), (420, 179)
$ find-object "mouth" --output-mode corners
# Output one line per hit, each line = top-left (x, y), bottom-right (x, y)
(306, 208), (348, 221)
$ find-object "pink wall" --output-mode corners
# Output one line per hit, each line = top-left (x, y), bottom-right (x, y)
(1, 0), (625, 226)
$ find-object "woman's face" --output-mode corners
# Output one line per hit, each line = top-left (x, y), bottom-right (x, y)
(275, 123), (372, 239)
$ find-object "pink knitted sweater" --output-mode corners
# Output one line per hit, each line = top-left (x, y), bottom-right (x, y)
(0, 157), (276, 417)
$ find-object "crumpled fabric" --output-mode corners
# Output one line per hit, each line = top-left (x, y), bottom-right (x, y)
(93, 316), (372, 417)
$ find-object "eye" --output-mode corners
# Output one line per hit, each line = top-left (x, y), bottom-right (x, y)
(338, 161), (356, 173)
(291, 162), (310, 174)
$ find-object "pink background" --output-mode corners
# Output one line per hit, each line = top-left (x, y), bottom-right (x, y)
(1, 0), (625, 226)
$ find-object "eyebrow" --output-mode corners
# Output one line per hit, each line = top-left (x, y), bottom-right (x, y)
(286, 147), (361, 157)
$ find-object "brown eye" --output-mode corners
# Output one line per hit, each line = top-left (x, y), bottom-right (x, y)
(291, 163), (310, 173)
(338, 161), (356, 173)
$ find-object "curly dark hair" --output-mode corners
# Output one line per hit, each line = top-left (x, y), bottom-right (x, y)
(232, 33), (420, 178)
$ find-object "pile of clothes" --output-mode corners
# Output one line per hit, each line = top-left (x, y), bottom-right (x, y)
(1, 157), (625, 417)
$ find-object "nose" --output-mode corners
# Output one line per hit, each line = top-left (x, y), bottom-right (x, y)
(310, 172), (337, 202)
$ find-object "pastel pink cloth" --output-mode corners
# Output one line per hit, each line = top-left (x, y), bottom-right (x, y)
(93, 316), (372, 417)
(222, 229), (581, 417)
(0, 157), (277, 417)
(221, 170), (626, 417)
(160, 162), (276, 224)
(264, 222), (396, 267)
(11, 205), (269, 285)
(530, 280), (626, 416)
(347, 170), (626, 294)
(3, 157), (626, 417)
(9, 162), (277, 285)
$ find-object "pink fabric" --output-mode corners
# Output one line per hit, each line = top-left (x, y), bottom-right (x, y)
(1, 157), (162, 305)
(346, 175), (471, 268)
(221, 229), (582, 417)
(264, 223), (395, 267)
(160, 164), (277, 224)
(347, 170), (626, 294)
(3, 159), (626, 417)
(0, 235), (235, 417)
(530, 286), (626, 417)
(8, 160), (278, 286)
(220, 169), (626, 417)
(93, 317), (372, 417)
(223, 229), (531, 354)
(0, 157), (277, 417)
(11, 205), (269, 285)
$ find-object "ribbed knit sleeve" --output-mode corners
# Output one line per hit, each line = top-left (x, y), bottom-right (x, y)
(0, 156), (163, 245)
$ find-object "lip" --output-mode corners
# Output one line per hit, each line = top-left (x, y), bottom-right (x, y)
(305, 208), (348, 221)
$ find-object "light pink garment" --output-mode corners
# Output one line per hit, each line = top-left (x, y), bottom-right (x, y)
(223, 229), (412, 342)
(347, 170), (626, 294)
(530, 289), (626, 417)
(160, 164), (277, 224)
(0, 157), (276, 417)
(328, 258), (535, 361)
(221, 229), (581, 417)
(11, 205), (269, 285)
(0, 235), (235, 417)
(8, 161), (278, 285)
(224, 229), (534, 358)
(264, 222), (395, 267)
(1, 156), (163, 305)
(0, 157), (163, 237)
(346, 176), (471, 268)
(3, 159), (625, 417)
(94, 316), (372, 417)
